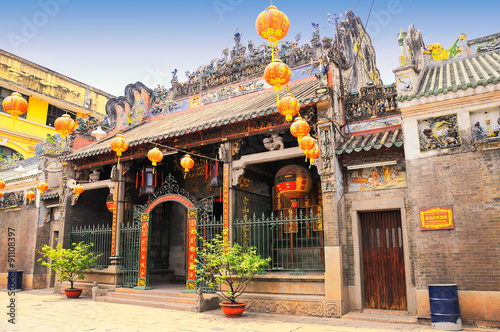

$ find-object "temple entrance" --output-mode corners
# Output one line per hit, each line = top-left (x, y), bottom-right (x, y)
(148, 201), (187, 285)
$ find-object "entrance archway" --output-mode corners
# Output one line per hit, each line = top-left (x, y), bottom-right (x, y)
(127, 174), (214, 292)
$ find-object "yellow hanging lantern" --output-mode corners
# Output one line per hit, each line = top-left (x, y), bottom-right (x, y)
(148, 147), (163, 167)
(54, 114), (76, 138)
(73, 184), (84, 201)
(110, 134), (129, 165)
(180, 154), (195, 178)
(0, 178), (5, 190)
(264, 59), (291, 92)
(37, 181), (49, 194)
(278, 93), (300, 122)
(2, 92), (28, 120)
(255, 5), (290, 46)
(290, 116), (310, 143)
(26, 190), (36, 202)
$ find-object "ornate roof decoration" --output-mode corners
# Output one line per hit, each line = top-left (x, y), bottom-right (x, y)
(60, 78), (322, 162)
(397, 50), (500, 101)
(345, 82), (398, 122)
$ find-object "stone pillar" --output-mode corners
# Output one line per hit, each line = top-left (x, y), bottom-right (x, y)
(109, 163), (123, 269)
(317, 119), (345, 317)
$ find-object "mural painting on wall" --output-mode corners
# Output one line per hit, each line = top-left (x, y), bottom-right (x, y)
(470, 108), (500, 143)
(418, 113), (461, 152)
(348, 163), (406, 192)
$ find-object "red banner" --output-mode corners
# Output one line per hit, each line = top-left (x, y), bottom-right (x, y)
(420, 206), (454, 230)
(139, 219), (149, 278)
(187, 216), (197, 281)
(111, 186), (118, 256)
(223, 163), (229, 243)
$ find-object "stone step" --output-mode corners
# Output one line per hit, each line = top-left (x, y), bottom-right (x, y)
(114, 287), (199, 298)
(96, 295), (195, 311)
(105, 291), (198, 305)
(342, 311), (418, 324)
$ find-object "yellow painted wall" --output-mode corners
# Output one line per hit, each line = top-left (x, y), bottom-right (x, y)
(0, 49), (114, 158)
(25, 96), (49, 124)
(0, 50), (113, 115)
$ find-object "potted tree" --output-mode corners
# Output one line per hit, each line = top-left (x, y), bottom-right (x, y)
(38, 241), (101, 298)
(196, 233), (271, 317)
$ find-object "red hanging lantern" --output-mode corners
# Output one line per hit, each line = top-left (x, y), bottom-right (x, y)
(0, 191), (3, 198)
(73, 184), (84, 201)
(110, 134), (129, 164)
(0, 178), (5, 190)
(255, 5), (290, 46)
(106, 192), (115, 213)
(26, 190), (36, 202)
(147, 147), (163, 166)
(299, 134), (315, 153)
(264, 59), (291, 92)
(275, 165), (312, 208)
(290, 116), (310, 143)
(278, 93), (300, 122)
(305, 145), (320, 163)
(2, 92), (28, 119)
(180, 154), (195, 178)
(54, 114), (76, 138)
(37, 181), (49, 194)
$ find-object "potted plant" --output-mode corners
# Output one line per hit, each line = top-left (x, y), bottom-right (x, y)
(196, 233), (271, 317)
(38, 241), (101, 298)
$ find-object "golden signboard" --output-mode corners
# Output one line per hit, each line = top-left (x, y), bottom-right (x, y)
(420, 206), (454, 230)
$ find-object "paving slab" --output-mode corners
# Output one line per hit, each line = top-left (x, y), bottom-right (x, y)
(0, 289), (496, 332)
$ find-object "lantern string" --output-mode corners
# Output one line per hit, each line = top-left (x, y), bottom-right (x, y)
(152, 142), (219, 162)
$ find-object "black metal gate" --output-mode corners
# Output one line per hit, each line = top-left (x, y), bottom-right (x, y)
(120, 205), (143, 288)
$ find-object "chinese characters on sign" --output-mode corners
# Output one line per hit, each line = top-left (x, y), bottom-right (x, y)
(420, 207), (454, 230)
(223, 163), (229, 243)
(138, 218), (149, 282)
(111, 186), (118, 256)
(187, 213), (197, 282)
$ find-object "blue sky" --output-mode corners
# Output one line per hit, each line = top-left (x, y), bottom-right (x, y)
(1, 0), (499, 97)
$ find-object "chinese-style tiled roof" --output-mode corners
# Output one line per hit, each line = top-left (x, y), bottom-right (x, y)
(335, 128), (404, 155)
(397, 50), (500, 101)
(60, 78), (322, 162)
(41, 190), (59, 200)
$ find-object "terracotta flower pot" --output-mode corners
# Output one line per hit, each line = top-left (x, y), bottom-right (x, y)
(220, 302), (247, 317)
(64, 288), (83, 299)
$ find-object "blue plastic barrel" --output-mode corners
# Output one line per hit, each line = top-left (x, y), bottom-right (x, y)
(7, 270), (23, 291)
(428, 284), (462, 331)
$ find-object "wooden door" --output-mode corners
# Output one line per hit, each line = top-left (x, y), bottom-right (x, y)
(360, 210), (406, 310)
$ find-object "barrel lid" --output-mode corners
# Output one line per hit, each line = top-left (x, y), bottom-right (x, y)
(428, 284), (457, 286)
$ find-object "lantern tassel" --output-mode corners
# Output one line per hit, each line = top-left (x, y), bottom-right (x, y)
(272, 45), (275, 62)
(155, 170), (157, 187)
(136, 171), (138, 189)
(141, 167), (144, 187)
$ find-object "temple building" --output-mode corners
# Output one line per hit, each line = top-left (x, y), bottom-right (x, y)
(1, 9), (498, 328)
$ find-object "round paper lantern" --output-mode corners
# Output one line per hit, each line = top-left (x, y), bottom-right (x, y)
(278, 93), (300, 122)
(180, 154), (195, 177)
(255, 6), (290, 46)
(110, 134), (129, 164)
(54, 114), (76, 138)
(275, 164), (312, 208)
(26, 190), (36, 202)
(264, 59), (291, 91)
(148, 147), (163, 166)
(37, 181), (49, 193)
(0, 191), (3, 199)
(106, 192), (115, 213)
(305, 145), (320, 163)
(2, 92), (28, 119)
(290, 116), (310, 143)
(73, 184), (84, 201)
(299, 134), (316, 153)
(0, 178), (5, 190)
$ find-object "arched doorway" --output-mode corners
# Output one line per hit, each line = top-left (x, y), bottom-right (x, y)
(135, 194), (198, 292)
